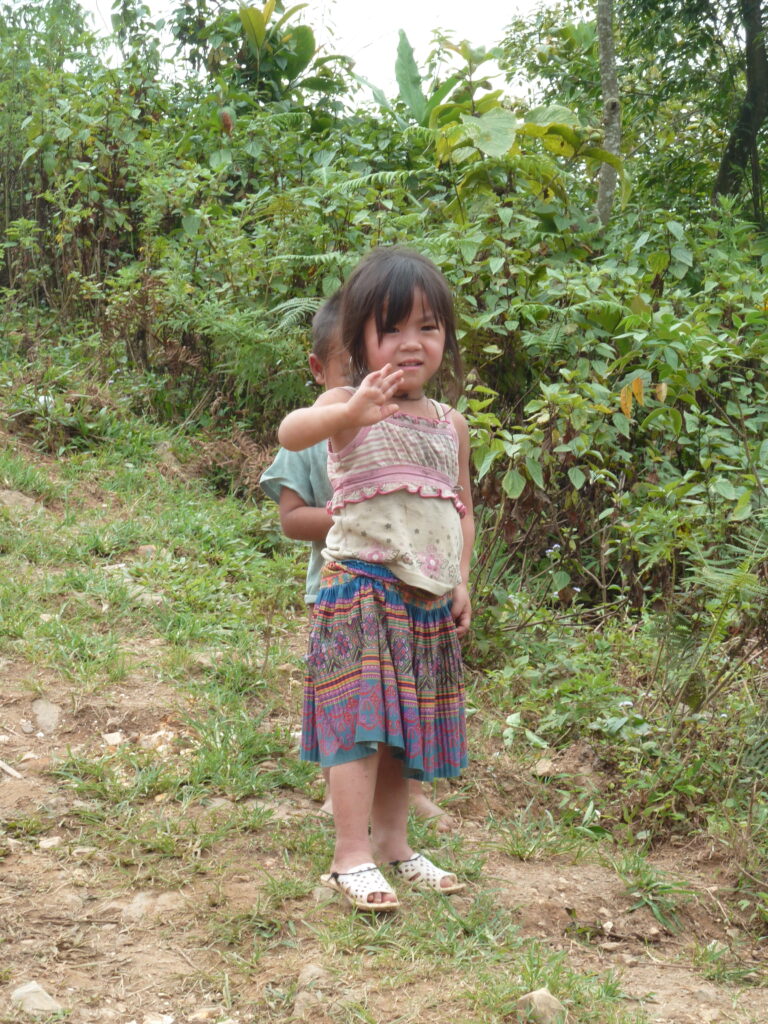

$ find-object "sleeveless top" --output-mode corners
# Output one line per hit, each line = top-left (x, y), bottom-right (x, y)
(322, 401), (465, 596)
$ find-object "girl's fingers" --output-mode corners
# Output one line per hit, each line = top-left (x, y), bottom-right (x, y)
(361, 366), (403, 401)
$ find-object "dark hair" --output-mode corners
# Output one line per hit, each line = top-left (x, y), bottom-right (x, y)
(340, 247), (463, 399)
(310, 291), (342, 363)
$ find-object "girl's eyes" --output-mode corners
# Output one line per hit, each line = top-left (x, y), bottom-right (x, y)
(382, 323), (439, 334)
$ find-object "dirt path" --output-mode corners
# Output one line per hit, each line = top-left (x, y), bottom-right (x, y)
(2, 653), (767, 1024)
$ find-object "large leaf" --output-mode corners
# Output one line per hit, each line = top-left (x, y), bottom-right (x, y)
(282, 24), (315, 81)
(395, 30), (427, 124)
(239, 6), (266, 50)
(525, 104), (583, 127)
(459, 108), (518, 158)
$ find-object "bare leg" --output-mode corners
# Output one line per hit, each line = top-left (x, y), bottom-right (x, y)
(408, 779), (454, 833)
(320, 767), (332, 814)
(328, 749), (396, 906)
(371, 752), (460, 891)
(370, 746), (413, 864)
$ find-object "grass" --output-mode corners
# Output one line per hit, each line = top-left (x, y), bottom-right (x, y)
(610, 850), (695, 932)
(2, 357), (768, 1022)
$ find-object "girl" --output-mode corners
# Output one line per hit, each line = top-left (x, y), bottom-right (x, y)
(278, 247), (474, 911)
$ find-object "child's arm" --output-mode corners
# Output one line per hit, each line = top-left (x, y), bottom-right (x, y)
(278, 366), (404, 451)
(279, 487), (332, 542)
(450, 409), (475, 637)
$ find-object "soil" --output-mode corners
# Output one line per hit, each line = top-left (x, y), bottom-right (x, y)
(0, 454), (766, 1024)
(2, 649), (767, 1024)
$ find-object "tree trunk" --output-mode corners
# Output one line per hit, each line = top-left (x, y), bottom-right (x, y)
(713, 0), (768, 200)
(595, 0), (621, 226)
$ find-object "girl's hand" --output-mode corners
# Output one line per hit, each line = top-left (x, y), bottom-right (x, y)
(345, 365), (404, 427)
(451, 584), (471, 637)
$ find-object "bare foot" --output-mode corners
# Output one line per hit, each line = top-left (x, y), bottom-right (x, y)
(409, 790), (455, 833)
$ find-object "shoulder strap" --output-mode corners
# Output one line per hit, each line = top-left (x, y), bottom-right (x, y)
(430, 399), (451, 420)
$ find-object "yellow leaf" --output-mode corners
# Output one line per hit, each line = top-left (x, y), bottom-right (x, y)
(631, 377), (645, 406)
(655, 381), (668, 402)
(620, 385), (633, 418)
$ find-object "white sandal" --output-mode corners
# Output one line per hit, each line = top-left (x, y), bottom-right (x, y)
(389, 852), (465, 894)
(320, 862), (400, 911)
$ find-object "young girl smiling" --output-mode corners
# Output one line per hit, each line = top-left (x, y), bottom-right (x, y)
(279, 247), (474, 910)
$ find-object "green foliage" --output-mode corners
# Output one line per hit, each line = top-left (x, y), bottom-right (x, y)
(4, 0), (768, 920)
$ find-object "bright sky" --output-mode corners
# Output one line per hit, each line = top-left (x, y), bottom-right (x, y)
(80, 0), (540, 94)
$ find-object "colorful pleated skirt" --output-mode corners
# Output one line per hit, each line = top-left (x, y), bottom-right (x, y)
(300, 560), (467, 781)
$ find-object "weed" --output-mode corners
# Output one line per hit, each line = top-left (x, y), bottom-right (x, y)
(491, 806), (590, 862)
(2, 815), (46, 839)
(0, 448), (63, 503)
(611, 851), (694, 932)
(692, 939), (765, 986)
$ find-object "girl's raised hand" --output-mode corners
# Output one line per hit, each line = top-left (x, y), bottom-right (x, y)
(346, 365), (404, 426)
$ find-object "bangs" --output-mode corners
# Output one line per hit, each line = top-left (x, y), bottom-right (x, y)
(370, 262), (453, 338)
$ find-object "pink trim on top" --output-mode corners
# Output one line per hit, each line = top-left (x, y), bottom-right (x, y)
(327, 482), (466, 518)
(338, 463), (455, 490)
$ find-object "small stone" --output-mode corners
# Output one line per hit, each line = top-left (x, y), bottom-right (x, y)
(142, 1015), (174, 1024)
(187, 1011), (218, 1022)
(297, 963), (331, 990)
(73, 846), (97, 858)
(312, 885), (334, 904)
(619, 953), (638, 966)
(191, 652), (216, 669)
(135, 545), (157, 559)
(102, 731), (127, 746)
(533, 758), (557, 778)
(20, 719), (34, 734)
(292, 990), (322, 1019)
(0, 489), (40, 513)
(134, 590), (165, 607)
(514, 987), (568, 1024)
(11, 981), (64, 1015)
(38, 836), (62, 850)
(32, 699), (61, 734)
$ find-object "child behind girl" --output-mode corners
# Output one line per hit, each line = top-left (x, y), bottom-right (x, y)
(261, 293), (457, 830)
(279, 247), (474, 910)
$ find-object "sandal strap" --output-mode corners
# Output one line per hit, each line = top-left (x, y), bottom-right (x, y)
(390, 852), (462, 890)
(330, 862), (378, 879)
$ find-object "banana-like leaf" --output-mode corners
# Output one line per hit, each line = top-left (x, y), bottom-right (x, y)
(239, 6), (266, 50)
(396, 30), (427, 124)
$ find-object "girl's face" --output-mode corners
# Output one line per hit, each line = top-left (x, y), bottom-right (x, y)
(362, 289), (445, 396)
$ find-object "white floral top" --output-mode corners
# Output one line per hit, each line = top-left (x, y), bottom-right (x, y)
(322, 403), (465, 596)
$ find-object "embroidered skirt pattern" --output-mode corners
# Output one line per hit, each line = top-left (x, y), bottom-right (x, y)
(301, 560), (467, 781)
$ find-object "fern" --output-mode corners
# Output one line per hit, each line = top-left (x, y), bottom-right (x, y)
(265, 296), (320, 335)
(335, 169), (412, 195)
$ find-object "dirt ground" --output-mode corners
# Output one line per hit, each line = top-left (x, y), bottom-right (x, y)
(2, 647), (768, 1024)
